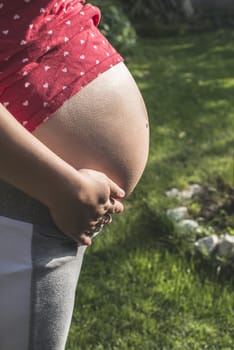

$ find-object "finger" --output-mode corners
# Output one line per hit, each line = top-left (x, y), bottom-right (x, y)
(85, 219), (105, 234)
(89, 219), (102, 227)
(78, 234), (92, 246)
(108, 198), (124, 214)
(108, 179), (125, 199)
(87, 223), (102, 233)
(90, 209), (106, 220)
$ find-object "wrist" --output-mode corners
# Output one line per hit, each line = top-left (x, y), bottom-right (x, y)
(43, 160), (83, 210)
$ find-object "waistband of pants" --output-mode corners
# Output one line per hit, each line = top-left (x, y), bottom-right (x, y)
(0, 180), (55, 226)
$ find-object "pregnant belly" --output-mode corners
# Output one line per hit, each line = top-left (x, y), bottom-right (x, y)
(33, 63), (149, 196)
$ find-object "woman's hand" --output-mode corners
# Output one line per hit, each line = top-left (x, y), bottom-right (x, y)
(49, 168), (125, 245)
(0, 105), (124, 246)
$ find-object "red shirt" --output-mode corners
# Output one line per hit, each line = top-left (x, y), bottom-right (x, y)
(0, 0), (123, 131)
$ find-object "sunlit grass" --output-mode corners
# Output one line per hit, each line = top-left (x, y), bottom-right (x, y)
(66, 29), (234, 350)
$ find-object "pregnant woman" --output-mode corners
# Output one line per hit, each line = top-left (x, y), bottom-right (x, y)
(0, 1), (149, 349)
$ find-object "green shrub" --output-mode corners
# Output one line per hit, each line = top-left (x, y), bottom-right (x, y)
(91, 0), (136, 53)
(119, 0), (234, 37)
(119, 0), (185, 37)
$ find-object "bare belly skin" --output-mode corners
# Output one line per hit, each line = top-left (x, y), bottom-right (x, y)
(33, 63), (149, 196)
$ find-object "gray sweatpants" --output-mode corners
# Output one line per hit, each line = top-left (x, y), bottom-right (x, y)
(0, 181), (87, 350)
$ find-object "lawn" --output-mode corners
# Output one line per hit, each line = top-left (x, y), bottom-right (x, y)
(66, 29), (234, 350)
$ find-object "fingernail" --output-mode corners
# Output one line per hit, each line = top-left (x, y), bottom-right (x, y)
(119, 189), (125, 197)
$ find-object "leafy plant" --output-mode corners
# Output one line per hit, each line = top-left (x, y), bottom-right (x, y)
(91, 0), (136, 52)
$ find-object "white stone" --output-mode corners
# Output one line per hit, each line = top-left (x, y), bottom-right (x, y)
(217, 234), (234, 259)
(166, 207), (188, 222)
(165, 184), (202, 200)
(165, 188), (179, 198)
(194, 235), (219, 256)
(180, 184), (202, 199)
(175, 219), (201, 236)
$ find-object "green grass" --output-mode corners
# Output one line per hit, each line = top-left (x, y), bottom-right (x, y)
(66, 30), (234, 350)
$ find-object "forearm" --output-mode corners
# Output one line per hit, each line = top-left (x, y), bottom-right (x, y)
(0, 103), (77, 207)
